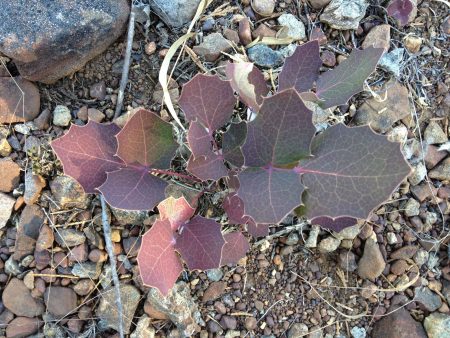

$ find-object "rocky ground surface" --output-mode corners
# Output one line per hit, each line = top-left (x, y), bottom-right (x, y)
(0, 0), (449, 337)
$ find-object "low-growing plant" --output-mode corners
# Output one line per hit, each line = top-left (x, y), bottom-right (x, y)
(51, 41), (411, 295)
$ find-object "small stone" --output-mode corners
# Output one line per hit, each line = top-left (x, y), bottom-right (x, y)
(90, 81), (106, 100)
(414, 286), (442, 312)
(310, 26), (328, 45)
(307, 0), (331, 9)
(245, 317), (258, 331)
(288, 323), (309, 338)
(223, 28), (240, 44)
(24, 171), (46, 205)
(206, 268), (223, 282)
(36, 224), (54, 251)
(97, 284), (141, 334)
(386, 0), (418, 26)
(13, 205), (45, 260)
(202, 281), (227, 302)
(335, 224), (361, 240)
(424, 312), (450, 338)
(131, 315), (155, 338)
(149, 0), (201, 27)
(355, 80), (410, 133)
(413, 249), (429, 267)
(73, 279), (95, 296)
(122, 237), (141, 257)
(286, 232), (299, 246)
(338, 250), (357, 272)
(408, 162), (427, 186)
(0, 77), (41, 124)
(351, 326), (366, 338)
(305, 224), (320, 248)
(360, 280), (377, 299)
(403, 35), (422, 53)
(379, 48), (404, 76)
(318, 236), (341, 253)
(424, 145), (447, 169)
(390, 259), (408, 275)
(425, 121), (447, 144)
(278, 14), (306, 41)
(320, 0), (368, 30)
(387, 125), (408, 143)
(404, 198), (420, 217)
(72, 262), (102, 279)
(44, 287), (78, 318)
(372, 307), (426, 338)
(251, 0), (275, 16)
(50, 175), (90, 209)
(55, 228), (86, 247)
(390, 245), (418, 260)
(68, 243), (88, 262)
(33, 108), (51, 130)
(0, 138), (12, 156)
(386, 232), (398, 245)
(0, 158), (21, 193)
(144, 299), (169, 320)
(5, 317), (42, 338)
(429, 157), (450, 181)
(4, 256), (22, 276)
(362, 24), (390, 51)
(220, 315), (237, 330)
(145, 41), (157, 55)
(238, 19), (252, 46)
(357, 239), (386, 280)
(248, 44), (283, 68)
(252, 24), (277, 39)
(0, 193), (15, 229)
(193, 33), (232, 62)
(52, 105), (72, 126)
(321, 50), (336, 67)
(87, 108), (105, 123)
(2, 278), (44, 317)
(23, 271), (35, 289)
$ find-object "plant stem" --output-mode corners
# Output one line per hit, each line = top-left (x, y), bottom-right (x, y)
(100, 195), (124, 338)
(150, 168), (202, 182)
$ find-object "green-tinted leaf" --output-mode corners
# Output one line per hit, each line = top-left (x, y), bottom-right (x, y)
(223, 122), (247, 167)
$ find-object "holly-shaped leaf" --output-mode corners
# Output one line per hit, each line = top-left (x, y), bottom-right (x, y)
(387, 0), (414, 27)
(316, 47), (384, 108)
(226, 62), (269, 111)
(137, 218), (183, 295)
(174, 216), (225, 270)
(221, 232), (250, 265)
(157, 195), (196, 231)
(278, 40), (322, 93)
(51, 121), (124, 193)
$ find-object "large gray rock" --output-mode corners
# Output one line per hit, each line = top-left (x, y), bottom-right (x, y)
(0, 0), (129, 83)
(0, 192), (15, 229)
(150, 0), (201, 27)
(424, 313), (450, 338)
(320, 0), (368, 30)
(372, 307), (426, 338)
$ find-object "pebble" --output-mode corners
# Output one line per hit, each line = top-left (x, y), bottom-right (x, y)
(72, 262), (102, 279)
(429, 157), (450, 181)
(89, 81), (106, 100)
(338, 250), (357, 272)
(0, 158), (21, 193)
(387, 125), (408, 143)
(320, 0), (368, 30)
(413, 249), (429, 267)
(379, 48), (404, 76)
(403, 35), (422, 53)
(252, 24), (277, 39)
(425, 121), (447, 144)
(203, 281), (227, 302)
(44, 286), (78, 318)
(362, 24), (391, 51)
(24, 171), (46, 205)
(220, 315), (237, 330)
(0, 138), (12, 156)
(305, 225), (320, 248)
(52, 105), (72, 126)
(372, 307), (426, 338)
(247, 44), (284, 68)
(87, 108), (105, 122)
(308, 0), (332, 9)
(238, 18), (252, 46)
(2, 278), (44, 317)
(13, 205), (45, 260)
(288, 323), (309, 337)
(424, 313), (450, 338)
(0, 193), (15, 229)
(245, 316), (258, 331)
(386, 232), (398, 244)
(351, 326), (366, 338)
(5, 317), (42, 338)
(150, 0), (201, 27)
(33, 108), (51, 130)
(0, 77), (41, 124)
(207, 268), (224, 282)
(408, 162), (427, 186)
(357, 238), (386, 280)
(318, 236), (341, 253)
(97, 284), (141, 334)
(193, 33), (232, 62)
(404, 198), (420, 217)
(55, 228), (86, 247)
(4, 256), (22, 276)
(386, 0), (418, 27)
(50, 175), (90, 209)
(278, 14), (306, 41)
(130, 315), (155, 338)
(251, 0), (275, 16)
(391, 245), (418, 260)
(414, 286), (442, 312)
(424, 145), (447, 169)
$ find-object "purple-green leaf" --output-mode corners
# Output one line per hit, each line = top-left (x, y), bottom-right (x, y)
(222, 122), (247, 167)
(242, 89), (315, 167)
(174, 215), (225, 270)
(220, 232), (250, 265)
(278, 41), (322, 93)
(226, 62), (269, 111)
(299, 123), (411, 221)
(316, 47), (384, 109)
(179, 74), (235, 131)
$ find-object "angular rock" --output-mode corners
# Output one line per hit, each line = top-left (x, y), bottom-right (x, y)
(87, 108), (105, 123)
(379, 48), (404, 77)
(147, 282), (202, 337)
(111, 207), (148, 226)
(55, 228), (86, 247)
(0, 138), (12, 157)
(424, 313), (450, 338)
(362, 24), (391, 51)
(0, 158), (21, 192)
(390, 245), (418, 260)
(414, 286), (442, 312)
(425, 145), (447, 169)
(149, 0), (201, 27)
(288, 323), (309, 338)
(0, 1), (130, 83)
(5, 317), (42, 338)
(357, 238), (385, 280)
(320, 0), (368, 30)
(35, 224), (54, 251)
(33, 108), (51, 130)
(408, 162), (427, 186)
(0, 192), (15, 229)
(0, 77), (40, 124)
(2, 278), (44, 317)
(44, 286), (78, 318)
(50, 175), (91, 209)
(307, 0), (332, 9)
(202, 281), (227, 302)
(429, 157), (450, 181)
(52, 105), (71, 127)
(278, 14), (306, 41)
(24, 171), (46, 205)
(193, 33), (232, 62)
(355, 80), (410, 133)
(425, 121), (447, 144)
(338, 250), (357, 272)
(13, 205), (45, 260)
(130, 315), (155, 338)
(96, 284), (141, 334)
(71, 262), (102, 279)
(238, 19), (252, 46)
(318, 236), (341, 253)
(248, 44), (283, 68)
(89, 81), (106, 100)
(73, 279), (95, 296)
(404, 198), (420, 217)
(372, 307), (426, 338)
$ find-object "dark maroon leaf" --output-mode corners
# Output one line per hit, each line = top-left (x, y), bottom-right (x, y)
(238, 167), (304, 224)
(299, 124), (411, 221)
(226, 62), (269, 111)
(187, 120), (214, 157)
(187, 153), (229, 181)
(278, 41), (322, 93)
(247, 223), (270, 237)
(311, 216), (357, 232)
(174, 215), (225, 270)
(98, 167), (167, 211)
(116, 109), (177, 169)
(223, 193), (254, 226)
(220, 232), (250, 265)
(223, 122), (247, 167)
(158, 196), (195, 231)
(242, 89), (315, 167)
(387, 0), (414, 27)
(315, 47), (384, 109)
(137, 219), (183, 295)
(51, 121), (124, 193)
(179, 74), (235, 131)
